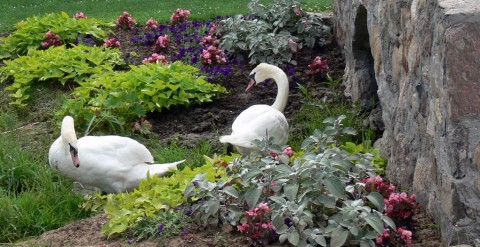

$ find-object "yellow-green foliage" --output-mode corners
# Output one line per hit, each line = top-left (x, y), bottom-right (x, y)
(99, 154), (233, 236)
(0, 11), (113, 60)
(0, 44), (124, 106)
(59, 61), (229, 132)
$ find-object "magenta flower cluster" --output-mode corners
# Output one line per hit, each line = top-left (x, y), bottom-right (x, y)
(200, 45), (227, 65)
(363, 175), (418, 246)
(170, 8), (191, 24)
(144, 18), (159, 32)
(306, 56), (329, 76)
(142, 53), (168, 65)
(103, 37), (121, 48)
(116, 11), (137, 30)
(73, 12), (88, 19)
(376, 227), (413, 246)
(41, 31), (62, 49)
(153, 34), (169, 52)
(237, 203), (276, 241)
(268, 146), (294, 161)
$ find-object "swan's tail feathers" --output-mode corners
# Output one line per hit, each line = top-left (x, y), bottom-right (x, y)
(149, 159), (185, 176)
(219, 135), (256, 148)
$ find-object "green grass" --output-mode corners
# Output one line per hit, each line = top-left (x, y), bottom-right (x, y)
(0, 0), (332, 33)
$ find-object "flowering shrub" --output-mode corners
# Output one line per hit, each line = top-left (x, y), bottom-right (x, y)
(41, 31), (63, 49)
(130, 19), (240, 81)
(185, 116), (396, 246)
(237, 203), (276, 244)
(73, 12), (87, 19)
(144, 18), (158, 32)
(116, 11), (136, 30)
(170, 8), (191, 24)
(306, 56), (329, 76)
(103, 37), (121, 48)
(200, 45), (227, 65)
(142, 53), (168, 65)
(153, 34), (169, 51)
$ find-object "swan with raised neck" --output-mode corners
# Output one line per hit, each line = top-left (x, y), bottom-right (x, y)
(246, 63), (289, 112)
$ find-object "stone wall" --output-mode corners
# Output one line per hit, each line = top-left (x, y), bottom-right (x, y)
(333, 0), (480, 244)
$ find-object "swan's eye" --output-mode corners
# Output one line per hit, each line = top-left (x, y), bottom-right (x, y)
(249, 72), (256, 81)
(69, 143), (78, 156)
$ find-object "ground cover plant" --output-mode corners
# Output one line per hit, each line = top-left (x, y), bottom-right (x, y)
(0, 0), (443, 246)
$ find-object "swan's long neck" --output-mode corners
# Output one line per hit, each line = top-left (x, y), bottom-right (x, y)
(270, 68), (289, 113)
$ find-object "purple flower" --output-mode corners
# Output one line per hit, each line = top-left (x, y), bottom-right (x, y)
(182, 228), (189, 236)
(192, 181), (199, 187)
(158, 224), (165, 233)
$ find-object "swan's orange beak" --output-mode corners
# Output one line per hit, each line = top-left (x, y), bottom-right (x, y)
(245, 79), (256, 93)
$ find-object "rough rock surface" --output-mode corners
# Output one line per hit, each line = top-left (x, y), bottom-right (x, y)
(333, 0), (480, 245)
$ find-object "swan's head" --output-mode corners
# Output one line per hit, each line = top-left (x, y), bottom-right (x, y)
(61, 116), (80, 168)
(246, 63), (279, 92)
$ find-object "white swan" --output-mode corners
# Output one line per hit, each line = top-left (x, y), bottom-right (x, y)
(220, 63), (289, 154)
(48, 116), (184, 194)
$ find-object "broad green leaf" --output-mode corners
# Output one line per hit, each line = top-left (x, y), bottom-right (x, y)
(325, 176), (345, 199)
(314, 235), (327, 246)
(245, 186), (263, 209)
(284, 183), (299, 201)
(288, 231), (300, 245)
(382, 215), (396, 231)
(221, 186), (239, 198)
(365, 214), (384, 235)
(330, 228), (349, 247)
(366, 192), (385, 212)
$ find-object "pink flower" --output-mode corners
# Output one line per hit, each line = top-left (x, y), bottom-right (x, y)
(73, 12), (87, 19)
(237, 223), (249, 232)
(258, 203), (270, 212)
(142, 53), (168, 65)
(282, 147), (294, 157)
(116, 11), (136, 30)
(153, 35), (169, 51)
(144, 18), (158, 32)
(294, 8), (302, 16)
(306, 56), (329, 76)
(170, 8), (191, 24)
(103, 37), (121, 48)
(41, 31), (62, 48)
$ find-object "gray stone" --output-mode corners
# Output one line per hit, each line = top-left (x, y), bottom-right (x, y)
(333, 0), (480, 244)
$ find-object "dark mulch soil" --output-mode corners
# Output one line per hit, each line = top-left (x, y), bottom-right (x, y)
(14, 19), (442, 247)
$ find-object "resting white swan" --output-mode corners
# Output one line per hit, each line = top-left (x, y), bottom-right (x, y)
(48, 116), (184, 194)
(220, 63), (289, 154)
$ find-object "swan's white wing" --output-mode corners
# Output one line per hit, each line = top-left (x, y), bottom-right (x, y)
(78, 135), (154, 165)
(228, 105), (289, 147)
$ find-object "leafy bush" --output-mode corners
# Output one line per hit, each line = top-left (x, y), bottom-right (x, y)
(0, 12), (113, 60)
(59, 61), (228, 132)
(0, 45), (125, 107)
(216, 0), (331, 65)
(185, 115), (396, 247)
(96, 155), (230, 236)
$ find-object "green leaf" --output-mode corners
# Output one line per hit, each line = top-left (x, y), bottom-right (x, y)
(330, 228), (349, 247)
(365, 214), (384, 235)
(381, 215), (396, 231)
(207, 199), (220, 216)
(245, 186), (263, 209)
(221, 186), (239, 198)
(284, 183), (299, 201)
(325, 177), (345, 199)
(366, 192), (385, 212)
(314, 235), (327, 246)
(287, 231), (300, 245)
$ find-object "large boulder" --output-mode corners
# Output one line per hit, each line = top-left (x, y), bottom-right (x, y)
(333, 0), (480, 244)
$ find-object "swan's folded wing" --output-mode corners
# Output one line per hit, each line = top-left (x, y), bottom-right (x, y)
(231, 105), (289, 145)
(78, 136), (154, 165)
